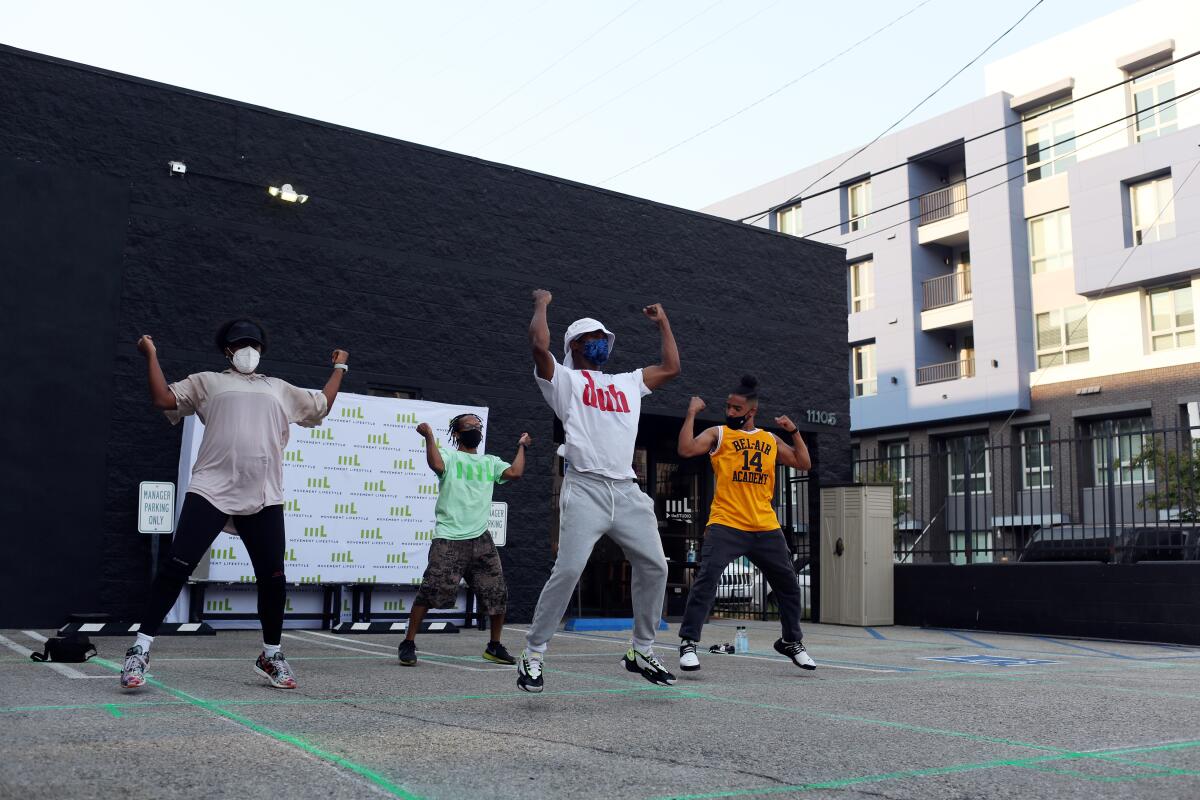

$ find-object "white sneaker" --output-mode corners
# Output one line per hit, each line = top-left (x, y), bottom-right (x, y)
(516, 650), (544, 693)
(774, 638), (816, 670)
(679, 640), (700, 672)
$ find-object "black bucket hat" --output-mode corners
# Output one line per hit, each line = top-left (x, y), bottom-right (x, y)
(215, 319), (267, 353)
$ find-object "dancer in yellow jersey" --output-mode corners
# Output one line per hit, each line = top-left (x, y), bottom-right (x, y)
(675, 375), (816, 672)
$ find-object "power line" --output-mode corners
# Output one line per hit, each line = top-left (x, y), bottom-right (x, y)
(833, 87), (1198, 248)
(596, 0), (937, 186)
(802, 88), (1197, 242)
(504, 0), (788, 161)
(437, 0), (644, 148)
(751, 0), (1044, 222)
(741, 47), (1200, 226)
(474, 0), (728, 154)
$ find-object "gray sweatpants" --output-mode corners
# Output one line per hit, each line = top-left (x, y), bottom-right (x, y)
(526, 469), (667, 653)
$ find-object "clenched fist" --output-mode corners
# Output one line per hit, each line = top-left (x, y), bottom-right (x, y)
(137, 335), (157, 357)
(416, 422), (433, 437)
(688, 396), (706, 415)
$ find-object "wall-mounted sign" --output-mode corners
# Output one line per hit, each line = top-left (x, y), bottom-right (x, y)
(138, 481), (176, 534)
(488, 502), (507, 547)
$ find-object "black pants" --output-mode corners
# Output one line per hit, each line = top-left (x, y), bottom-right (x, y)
(678, 524), (804, 643)
(139, 493), (287, 644)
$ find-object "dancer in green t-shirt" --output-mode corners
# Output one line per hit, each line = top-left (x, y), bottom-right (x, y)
(399, 414), (530, 666)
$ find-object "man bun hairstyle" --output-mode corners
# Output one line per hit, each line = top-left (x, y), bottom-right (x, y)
(731, 374), (759, 401)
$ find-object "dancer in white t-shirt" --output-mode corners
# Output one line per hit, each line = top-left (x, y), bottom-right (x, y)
(517, 289), (680, 693)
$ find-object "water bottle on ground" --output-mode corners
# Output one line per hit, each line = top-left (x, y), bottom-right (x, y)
(735, 626), (749, 654)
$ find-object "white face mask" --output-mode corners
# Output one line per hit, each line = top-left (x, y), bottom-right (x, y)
(230, 346), (261, 374)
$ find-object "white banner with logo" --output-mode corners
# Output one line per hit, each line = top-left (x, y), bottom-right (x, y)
(175, 392), (489, 586)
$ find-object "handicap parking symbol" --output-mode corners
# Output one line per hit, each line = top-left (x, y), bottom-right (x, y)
(922, 654), (1061, 667)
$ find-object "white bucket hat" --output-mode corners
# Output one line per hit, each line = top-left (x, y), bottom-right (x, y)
(563, 317), (616, 370)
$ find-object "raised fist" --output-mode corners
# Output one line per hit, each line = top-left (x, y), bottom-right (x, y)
(137, 335), (157, 357)
(688, 396), (706, 414)
(416, 422), (433, 437)
(642, 303), (666, 323)
(775, 415), (799, 434)
(518, 432), (533, 447)
(532, 289), (552, 306)
(331, 349), (349, 365)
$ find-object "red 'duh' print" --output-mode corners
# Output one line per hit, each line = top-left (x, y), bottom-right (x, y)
(581, 371), (630, 413)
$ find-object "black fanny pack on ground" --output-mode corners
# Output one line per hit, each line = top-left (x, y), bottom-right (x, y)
(30, 634), (97, 663)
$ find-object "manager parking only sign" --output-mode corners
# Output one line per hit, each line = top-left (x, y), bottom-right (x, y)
(138, 481), (176, 534)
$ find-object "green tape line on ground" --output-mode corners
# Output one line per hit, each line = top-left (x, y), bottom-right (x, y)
(91, 657), (423, 800)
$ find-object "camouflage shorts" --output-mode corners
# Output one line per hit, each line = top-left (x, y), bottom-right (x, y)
(413, 532), (507, 614)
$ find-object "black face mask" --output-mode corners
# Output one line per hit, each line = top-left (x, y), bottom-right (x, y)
(725, 414), (748, 430)
(457, 429), (483, 448)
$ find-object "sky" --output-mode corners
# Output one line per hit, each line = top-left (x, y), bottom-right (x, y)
(3, 0), (1137, 210)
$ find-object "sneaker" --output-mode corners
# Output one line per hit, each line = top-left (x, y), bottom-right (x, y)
(483, 640), (516, 665)
(398, 639), (417, 666)
(516, 650), (544, 693)
(679, 639), (701, 672)
(774, 638), (816, 670)
(623, 647), (677, 686)
(121, 645), (149, 689)
(254, 651), (298, 689)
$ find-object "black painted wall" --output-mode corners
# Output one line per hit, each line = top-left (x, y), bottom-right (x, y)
(895, 564), (1200, 645)
(0, 45), (851, 627)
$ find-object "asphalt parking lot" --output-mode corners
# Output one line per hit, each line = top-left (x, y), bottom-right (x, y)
(2, 620), (1199, 799)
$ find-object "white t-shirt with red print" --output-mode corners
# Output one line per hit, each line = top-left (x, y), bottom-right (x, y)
(534, 359), (651, 480)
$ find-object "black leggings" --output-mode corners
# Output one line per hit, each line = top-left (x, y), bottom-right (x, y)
(139, 493), (287, 644)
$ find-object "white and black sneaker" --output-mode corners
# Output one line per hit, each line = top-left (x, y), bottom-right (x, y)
(774, 638), (816, 670)
(679, 639), (701, 672)
(623, 647), (677, 686)
(516, 649), (544, 693)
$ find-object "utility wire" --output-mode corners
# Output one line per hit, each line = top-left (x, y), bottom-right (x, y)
(504, 0), (788, 161)
(597, 0), (937, 186)
(741, 48), (1200, 225)
(474, 0), (728, 153)
(437, 0), (644, 147)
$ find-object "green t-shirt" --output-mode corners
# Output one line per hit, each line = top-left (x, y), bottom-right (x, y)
(433, 445), (511, 540)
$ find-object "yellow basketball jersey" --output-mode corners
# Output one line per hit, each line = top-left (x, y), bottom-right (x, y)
(707, 427), (780, 532)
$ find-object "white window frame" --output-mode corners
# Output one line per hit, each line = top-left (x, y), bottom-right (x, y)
(885, 441), (912, 499)
(851, 343), (877, 397)
(950, 531), (994, 565)
(1130, 62), (1178, 143)
(850, 259), (874, 313)
(1147, 284), (1194, 351)
(848, 180), (871, 232)
(1023, 100), (1076, 183)
(1035, 305), (1089, 368)
(1020, 426), (1052, 490)
(1090, 418), (1154, 486)
(1130, 175), (1176, 245)
(1029, 209), (1073, 274)
(947, 434), (991, 495)
(776, 204), (802, 236)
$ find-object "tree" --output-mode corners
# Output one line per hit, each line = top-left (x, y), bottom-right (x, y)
(1131, 439), (1200, 522)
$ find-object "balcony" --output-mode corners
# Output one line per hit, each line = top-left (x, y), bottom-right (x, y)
(916, 357), (975, 385)
(917, 182), (969, 246)
(921, 269), (972, 330)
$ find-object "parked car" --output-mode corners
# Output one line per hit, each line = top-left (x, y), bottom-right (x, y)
(1017, 525), (1200, 563)
(715, 556), (810, 613)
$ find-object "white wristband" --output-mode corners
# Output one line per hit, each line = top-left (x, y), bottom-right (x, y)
(333, 363), (348, 371)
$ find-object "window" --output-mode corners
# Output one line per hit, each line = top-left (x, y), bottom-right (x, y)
(776, 204), (802, 236)
(1148, 284), (1194, 351)
(851, 343), (877, 397)
(1089, 418), (1154, 485)
(848, 180), (871, 232)
(946, 434), (991, 495)
(1023, 100), (1075, 182)
(1020, 426), (1052, 489)
(1035, 305), (1089, 368)
(851, 444), (862, 482)
(1130, 175), (1175, 244)
(850, 259), (874, 312)
(1029, 209), (1072, 274)
(885, 441), (912, 499)
(1131, 63), (1177, 142)
(950, 531), (994, 565)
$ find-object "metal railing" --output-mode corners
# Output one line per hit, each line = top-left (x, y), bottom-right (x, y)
(922, 269), (972, 310)
(916, 356), (974, 385)
(918, 181), (968, 225)
(854, 423), (1200, 565)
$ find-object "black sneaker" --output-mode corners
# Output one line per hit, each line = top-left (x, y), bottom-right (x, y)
(623, 647), (677, 686)
(398, 639), (417, 666)
(516, 649), (544, 693)
(774, 638), (816, 670)
(679, 639), (700, 672)
(483, 640), (516, 665)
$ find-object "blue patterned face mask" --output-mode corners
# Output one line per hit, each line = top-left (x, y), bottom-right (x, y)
(581, 338), (610, 366)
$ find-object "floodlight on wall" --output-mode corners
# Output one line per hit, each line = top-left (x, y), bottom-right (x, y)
(168, 160), (187, 177)
(268, 183), (308, 204)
